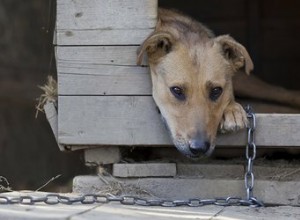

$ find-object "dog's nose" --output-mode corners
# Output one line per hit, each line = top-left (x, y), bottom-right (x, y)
(188, 139), (210, 155)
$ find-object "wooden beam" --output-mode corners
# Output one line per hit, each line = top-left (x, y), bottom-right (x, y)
(58, 96), (300, 147)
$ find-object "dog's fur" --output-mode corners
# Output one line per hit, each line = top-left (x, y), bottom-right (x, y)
(137, 9), (299, 158)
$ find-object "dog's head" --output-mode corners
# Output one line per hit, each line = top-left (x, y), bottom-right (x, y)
(137, 30), (253, 158)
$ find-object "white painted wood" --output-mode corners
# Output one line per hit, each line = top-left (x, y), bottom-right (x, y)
(56, 0), (157, 45)
(58, 96), (300, 147)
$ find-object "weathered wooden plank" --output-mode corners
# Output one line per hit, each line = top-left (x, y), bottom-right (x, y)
(57, 0), (157, 30)
(56, 29), (156, 46)
(58, 96), (171, 146)
(56, 0), (157, 45)
(56, 46), (151, 95)
(58, 96), (300, 147)
(56, 46), (141, 66)
(58, 73), (151, 96)
(44, 101), (65, 151)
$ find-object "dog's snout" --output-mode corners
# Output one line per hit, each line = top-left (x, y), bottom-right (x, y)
(188, 139), (210, 155)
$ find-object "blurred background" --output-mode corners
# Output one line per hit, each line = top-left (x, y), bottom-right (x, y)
(0, 0), (299, 191)
(159, 0), (300, 89)
(0, 0), (87, 191)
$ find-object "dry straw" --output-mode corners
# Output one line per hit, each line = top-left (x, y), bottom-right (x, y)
(35, 76), (57, 118)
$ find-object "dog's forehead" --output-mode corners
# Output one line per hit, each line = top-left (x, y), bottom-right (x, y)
(156, 40), (229, 85)
(188, 40), (221, 66)
(189, 41), (230, 79)
(179, 41), (228, 78)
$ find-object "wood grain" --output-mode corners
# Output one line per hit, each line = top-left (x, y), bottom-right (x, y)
(58, 96), (300, 147)
(56, 46), (151, 95)
(56, 0), (157, 45)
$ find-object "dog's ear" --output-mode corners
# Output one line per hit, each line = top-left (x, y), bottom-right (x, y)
(137, 31), (175, 65)
(215, 35), (253, 75)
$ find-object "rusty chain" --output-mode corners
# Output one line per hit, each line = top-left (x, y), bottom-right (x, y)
(0, 106), (263, 207)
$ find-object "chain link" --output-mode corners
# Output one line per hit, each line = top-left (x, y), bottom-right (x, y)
(0, 194), (263, 207)
(244, 105), (262, 207)
(0, 106), (263, 207)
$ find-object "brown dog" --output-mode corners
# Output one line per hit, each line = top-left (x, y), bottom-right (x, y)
(137, 9), (299, 158)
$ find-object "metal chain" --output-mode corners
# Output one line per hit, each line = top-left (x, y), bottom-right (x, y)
(243, 106), (263, 207)
(245, 105), (255, 200)
(0, 106), (263, 207)
(0, 194), (263, 207)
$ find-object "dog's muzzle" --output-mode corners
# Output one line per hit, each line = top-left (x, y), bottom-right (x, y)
(188, 139), (210, 155)
(173, 138), (214, 158)
(159, 111), (213, 158)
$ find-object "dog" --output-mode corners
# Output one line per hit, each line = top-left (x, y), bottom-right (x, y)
(137, 9), (300, 158)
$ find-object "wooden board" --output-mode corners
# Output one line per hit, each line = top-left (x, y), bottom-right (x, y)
(58, 96), (171, 146)
(58, 96), (300, 147)
(56, 46), (142, 66)
(56, 46), (151, 95)
(56, 0), (157, 45)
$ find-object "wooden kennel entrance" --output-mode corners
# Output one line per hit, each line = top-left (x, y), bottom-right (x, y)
(53, 0), (300, 164)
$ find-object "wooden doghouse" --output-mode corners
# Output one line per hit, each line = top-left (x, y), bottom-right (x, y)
(49, 0), (300, 165)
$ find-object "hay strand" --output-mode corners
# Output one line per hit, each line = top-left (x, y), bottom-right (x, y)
(35, 75), (57, 118)
(97, 167), (154, 198)
(0, 176), (12, 192)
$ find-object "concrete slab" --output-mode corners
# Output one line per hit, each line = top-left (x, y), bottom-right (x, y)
(71, 203), (224, 220)
(0, 191), (96, 220)
(0, 196), (300, 220)
(214, 206), (300, 220)
(73, 176), (300, 206)
(0, 203), (99, 220)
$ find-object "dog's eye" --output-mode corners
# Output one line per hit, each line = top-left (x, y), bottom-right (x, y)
(209, 87), (223, 101)
(170, 86), (185, 101)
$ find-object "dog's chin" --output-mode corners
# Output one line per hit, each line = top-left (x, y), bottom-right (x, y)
(159, 114), (215, 158)
(173, 140), (215, 159)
